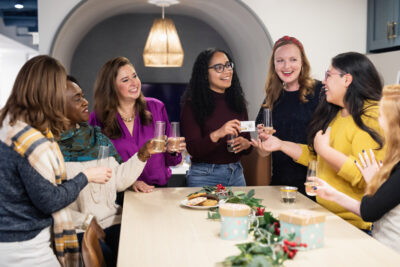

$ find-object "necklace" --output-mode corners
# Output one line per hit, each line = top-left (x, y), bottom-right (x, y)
(120, 114), (134, 122)
(118, 109), (135, 123)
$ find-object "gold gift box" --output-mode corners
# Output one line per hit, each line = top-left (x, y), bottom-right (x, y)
(219, 203), (251, 217)
(279, 209), (326, 226)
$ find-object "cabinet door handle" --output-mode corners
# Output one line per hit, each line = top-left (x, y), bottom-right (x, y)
(392, 22), (397, 39)
(387, 22), (392, 39)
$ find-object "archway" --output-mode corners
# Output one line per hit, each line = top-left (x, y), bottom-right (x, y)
(50, 0), (273, 118)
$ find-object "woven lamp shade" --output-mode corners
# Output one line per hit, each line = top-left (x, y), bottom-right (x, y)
(143, 18), (184, 67)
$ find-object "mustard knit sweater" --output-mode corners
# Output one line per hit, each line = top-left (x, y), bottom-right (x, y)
(296, 102), (386, 229)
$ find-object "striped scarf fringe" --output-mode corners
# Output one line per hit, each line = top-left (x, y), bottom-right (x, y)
(1, 117), (80, 267)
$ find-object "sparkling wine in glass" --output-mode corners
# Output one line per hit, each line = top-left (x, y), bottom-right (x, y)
(305, 160), (318, 196)
(263, 108), (273, 135)
(153, 121), (166, 153)
(169, 122), (181, 152)
(227, 134), (235, 153)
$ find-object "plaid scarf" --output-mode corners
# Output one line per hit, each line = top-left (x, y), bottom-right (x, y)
(0, 116), (80, 267)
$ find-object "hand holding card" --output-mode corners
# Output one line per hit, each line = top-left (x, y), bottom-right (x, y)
(240, 121), (255, 132)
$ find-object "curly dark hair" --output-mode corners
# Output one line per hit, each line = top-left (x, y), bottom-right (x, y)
(307, 52), (384, 152)
(181, 48), (247, 127)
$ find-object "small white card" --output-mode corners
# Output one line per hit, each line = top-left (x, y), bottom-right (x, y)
(240, 121), (255, 132)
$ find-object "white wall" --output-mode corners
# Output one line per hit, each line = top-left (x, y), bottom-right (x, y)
(0, 34), (38, 108)
(368, 51), (400, 85)
(38, 0), (81, 55)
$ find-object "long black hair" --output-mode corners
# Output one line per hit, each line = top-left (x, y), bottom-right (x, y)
(181, 48), (247, 127)
(307, 52), (384, 152)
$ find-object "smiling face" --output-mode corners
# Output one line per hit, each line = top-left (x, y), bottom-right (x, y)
(66, 80), (89, 124)
(208, 52), (233, 93)
(322, 65), (349, 107)
(274, 44), (302, 90)
(115, 64), (141, 103)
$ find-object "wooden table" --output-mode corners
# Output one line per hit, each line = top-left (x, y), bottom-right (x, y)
(117, 186), (400, 267)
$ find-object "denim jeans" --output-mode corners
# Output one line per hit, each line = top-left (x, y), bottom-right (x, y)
(187, 162), (246, 187)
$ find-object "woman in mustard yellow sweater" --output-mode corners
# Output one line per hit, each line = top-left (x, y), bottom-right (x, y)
(252, 52), (386, 230)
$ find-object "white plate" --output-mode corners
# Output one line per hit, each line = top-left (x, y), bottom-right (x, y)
(180, 199), (219, 209)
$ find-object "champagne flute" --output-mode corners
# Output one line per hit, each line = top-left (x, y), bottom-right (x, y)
(263, 108), (273, 135)
(153, 121), (166, 153)
(92, 145), (110, 203)
(227, 134), (236, 153)
(169, 122), (181, 152)
(305, 160), (318, 196)
(97, 146), (110, 166)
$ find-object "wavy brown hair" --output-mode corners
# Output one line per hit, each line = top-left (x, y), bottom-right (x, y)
(366, 85), (400, 195)
(0, 55), (68, 138)
(93, 57), (152, 139)
(264, 36), (315, 109)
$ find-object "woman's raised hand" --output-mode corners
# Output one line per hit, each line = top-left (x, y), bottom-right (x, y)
(166, 137), (186, 154)
(256, 124), (276, 141)
(355, 148), (382, 183)
(137, 140), (154, 162)
(313, 177), (338, 201)
(83, 167), (112, 184)
(313, 128), (331, 155)
(231, 136), (251, 154)
(219, 119), (241, 137)
(210, 119), (241, 142)
(251, 135), (282, 153)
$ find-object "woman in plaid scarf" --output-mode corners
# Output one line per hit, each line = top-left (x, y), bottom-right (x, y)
(0, 55), (112, 267)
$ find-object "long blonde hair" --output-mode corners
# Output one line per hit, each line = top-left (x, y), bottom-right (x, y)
(264, 36), (315, 109)
(0, 55), (68, 138)
(366, 84), (400, 195)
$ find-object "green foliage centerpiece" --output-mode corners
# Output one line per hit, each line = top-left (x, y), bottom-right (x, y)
(190, 185), (306, 266)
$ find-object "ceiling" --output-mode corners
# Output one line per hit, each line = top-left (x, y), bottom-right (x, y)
(0, 0), (38, 32)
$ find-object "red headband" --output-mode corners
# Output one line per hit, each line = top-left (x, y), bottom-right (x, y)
(273, 35), (303, 50)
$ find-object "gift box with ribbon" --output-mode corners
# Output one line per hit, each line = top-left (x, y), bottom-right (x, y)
(219, 203), (251, 240)
(279, 209), (326, 250)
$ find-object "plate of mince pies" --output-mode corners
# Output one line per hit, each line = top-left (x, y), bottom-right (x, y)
(180, 192), (219, 209)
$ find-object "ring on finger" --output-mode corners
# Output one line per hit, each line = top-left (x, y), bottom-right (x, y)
(362, 162), (367, 168)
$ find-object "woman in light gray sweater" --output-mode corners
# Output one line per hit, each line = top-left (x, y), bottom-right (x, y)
(58, 76), (159, 267)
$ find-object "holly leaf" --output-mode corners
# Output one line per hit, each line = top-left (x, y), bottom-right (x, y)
(207, 211), (220, 220)
(234, 191), (246, 196)
(247, 255), (273, 267)
(263, 211), (278, 225)
(226, 196), (242, 203)
(247, 189), (255, 199)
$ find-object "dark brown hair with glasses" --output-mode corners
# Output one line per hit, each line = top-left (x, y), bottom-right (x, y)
(208, 61), (234, 73)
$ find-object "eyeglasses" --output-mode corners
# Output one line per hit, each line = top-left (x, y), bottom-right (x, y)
(324, 70), (346, 80)
(208, 61), (234, 73)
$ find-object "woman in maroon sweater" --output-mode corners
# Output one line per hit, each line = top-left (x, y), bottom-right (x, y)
(181, 48), (252, 187)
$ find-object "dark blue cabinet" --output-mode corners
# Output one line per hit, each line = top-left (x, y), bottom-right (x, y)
(367, 0), (400, 52)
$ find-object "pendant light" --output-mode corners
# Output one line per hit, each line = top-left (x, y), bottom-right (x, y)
(143, 0), (184, 67)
